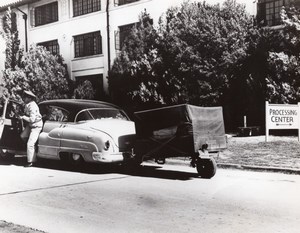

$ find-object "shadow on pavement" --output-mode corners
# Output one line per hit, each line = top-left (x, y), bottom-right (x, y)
(119, 164), (200, 180)
(0, 157), (200, 181)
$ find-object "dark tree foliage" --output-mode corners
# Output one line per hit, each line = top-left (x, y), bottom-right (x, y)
(109, 10), (161, 111)
(158, 0), (252, 106)
(72, 80), (95, 99)
(223, 26), (273, 128)
(2, 45), (72, 102)
(110, 1), (300, 130)
(109, 1), (253, 113)
(1, 7), (22, 70)
(224, 5), (300, 128)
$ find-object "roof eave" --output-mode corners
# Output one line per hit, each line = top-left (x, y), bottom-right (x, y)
(0, 0), (38, 12)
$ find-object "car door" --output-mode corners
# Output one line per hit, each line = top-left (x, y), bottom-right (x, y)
(0, 99), (26, 151)
(37, 105), (70, 159)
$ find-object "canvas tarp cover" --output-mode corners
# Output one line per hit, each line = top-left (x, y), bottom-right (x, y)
(134, 104), (227, 155)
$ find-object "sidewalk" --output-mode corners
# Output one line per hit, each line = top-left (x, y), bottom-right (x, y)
(165, 135), (300, 175)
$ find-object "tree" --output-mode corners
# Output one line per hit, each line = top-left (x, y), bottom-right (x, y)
(72, 80), (95, 99)
(109, 10), (162, 110)
(267, 51), (300, 103)
(223, 25), (274, 128)
(225, 5), (300, 128)
(108, 1), (300, 130)
(266, 6), (300, 103)
(109, 1), (253, 111)
(158, 0), (252, 106)
(0, 6), (74, 102)
(242, 5), (300, 105)
(2, 45), (72, 102)
(0, 7), (22, 70)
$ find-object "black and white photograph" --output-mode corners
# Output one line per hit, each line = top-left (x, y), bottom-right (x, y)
(0, 0), (299, 232)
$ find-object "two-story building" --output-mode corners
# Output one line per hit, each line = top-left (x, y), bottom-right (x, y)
(0, 0), (255, 99)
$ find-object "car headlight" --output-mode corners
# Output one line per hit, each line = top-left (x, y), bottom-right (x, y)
(104, 140), (110, 151)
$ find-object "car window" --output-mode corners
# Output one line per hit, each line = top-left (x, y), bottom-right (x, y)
(42, 105), (69, 122)
(75, 108), (129, 122)
(5, 101), (23, 119)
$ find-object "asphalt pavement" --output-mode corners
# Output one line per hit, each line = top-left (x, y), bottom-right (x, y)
(1, 145), (299, 233)
(0, 163), (299, 233)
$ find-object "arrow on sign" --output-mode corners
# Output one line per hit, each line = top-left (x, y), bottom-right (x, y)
(276, 123), (292, 126)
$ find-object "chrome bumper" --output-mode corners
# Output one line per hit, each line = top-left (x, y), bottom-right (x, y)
(92, 151), (130, 163)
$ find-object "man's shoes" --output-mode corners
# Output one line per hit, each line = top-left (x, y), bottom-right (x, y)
(24, 163), (33, 167)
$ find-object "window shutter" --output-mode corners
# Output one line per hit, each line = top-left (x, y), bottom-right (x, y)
(115, 30), (120, 50)
(30, 9), (35, 26)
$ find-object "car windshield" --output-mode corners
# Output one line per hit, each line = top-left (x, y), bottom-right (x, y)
(75, 108), (129, 122)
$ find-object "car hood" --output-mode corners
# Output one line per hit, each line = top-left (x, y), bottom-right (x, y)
(81, 119), (136, 139)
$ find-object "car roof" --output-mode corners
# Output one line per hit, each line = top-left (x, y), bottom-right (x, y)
(40, 99), (118, 108)
(39, 99), (124, 122)
(39, 99), (121, 113)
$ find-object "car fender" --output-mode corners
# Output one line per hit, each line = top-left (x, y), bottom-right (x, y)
(59, 127), (116, 161)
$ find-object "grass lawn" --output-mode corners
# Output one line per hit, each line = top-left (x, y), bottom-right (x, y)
(217, 135), (300, 170)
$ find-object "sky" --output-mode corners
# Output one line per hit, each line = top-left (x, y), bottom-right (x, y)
(169, 0), (257, 15)
(0, 0), (257, 15)
(0, 0), (20, 7)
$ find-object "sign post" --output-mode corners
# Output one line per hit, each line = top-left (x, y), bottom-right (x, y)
(265, 101), (269, 142)
(265, 101), (300, 142)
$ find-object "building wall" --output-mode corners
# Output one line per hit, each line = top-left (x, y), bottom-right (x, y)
(0, 0), (256, 98)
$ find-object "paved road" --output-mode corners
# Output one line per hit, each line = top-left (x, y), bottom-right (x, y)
(0, 160), (299, 233)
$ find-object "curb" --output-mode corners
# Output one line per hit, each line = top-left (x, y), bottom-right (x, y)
(160, 159), (300, 175)
(217, 163), (300, 175)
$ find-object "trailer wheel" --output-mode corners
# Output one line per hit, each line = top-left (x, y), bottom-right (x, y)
(0, 149), (15, 161)
(196, 158), (217, 179)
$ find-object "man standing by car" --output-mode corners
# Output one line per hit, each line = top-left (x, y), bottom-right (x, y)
(20, 90), (43, 167)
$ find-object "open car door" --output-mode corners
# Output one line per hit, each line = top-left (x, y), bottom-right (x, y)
(0, 98), (26, 152)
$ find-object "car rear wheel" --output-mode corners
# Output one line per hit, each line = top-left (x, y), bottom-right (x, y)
(0, 149), (15, 161)
(196, 158), (217, 179)
(68, 153), (84, 169)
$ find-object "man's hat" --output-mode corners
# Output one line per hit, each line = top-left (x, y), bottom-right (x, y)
(23, 90), (36, 99)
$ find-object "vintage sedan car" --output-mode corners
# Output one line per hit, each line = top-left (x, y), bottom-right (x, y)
(0, 98), (136, 167)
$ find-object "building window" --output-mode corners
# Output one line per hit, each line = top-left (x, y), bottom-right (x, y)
(74, 31), (102, 57)
(35, 2), (58, 26)
(266, 0), (284, 26)
(257, 0), (292, 26)
(115, 23), (135, 50)
(115, 0), (140, 6)
(38, 40), (60, 55)
(73, 0), (101, 17)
